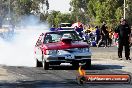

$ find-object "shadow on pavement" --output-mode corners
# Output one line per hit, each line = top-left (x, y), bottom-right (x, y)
(0, 76), (131, 88)
(48, 64), (124, 70)
(89, 64), (124, 70)
(0, 80), (78, 88)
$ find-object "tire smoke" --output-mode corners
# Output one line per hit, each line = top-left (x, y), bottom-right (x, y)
(0, 15), (49, 67)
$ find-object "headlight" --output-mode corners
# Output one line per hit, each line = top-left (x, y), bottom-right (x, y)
(79, 48), (89, 52)
(46, 50), (58, 55)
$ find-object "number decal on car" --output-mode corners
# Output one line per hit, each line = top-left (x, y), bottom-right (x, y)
(65, 54), (74, 59)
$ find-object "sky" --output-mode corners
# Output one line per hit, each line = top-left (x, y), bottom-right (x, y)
(48, 0), (71, 13)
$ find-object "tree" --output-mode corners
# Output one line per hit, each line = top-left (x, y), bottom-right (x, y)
(0, 0), (10, 27)
(46, 11), (60, 27)
(69, 0), (132, 28)
(0, 0), (50, 25)
(86, 0), (127, 28)
(46, 10), (75, 27)
(70, 0), (89, 23)
(126, 0), (132, 25)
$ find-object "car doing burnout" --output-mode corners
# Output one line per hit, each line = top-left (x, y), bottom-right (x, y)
(34, 30), (92, 70)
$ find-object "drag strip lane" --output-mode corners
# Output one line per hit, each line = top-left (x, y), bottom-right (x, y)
(1, 57), (132, 88)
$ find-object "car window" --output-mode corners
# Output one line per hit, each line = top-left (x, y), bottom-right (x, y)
(44, 33), (61, 44)
(60, 31), (81, 41)
(44, 34), (52, 43)
(51, 34), (61, 42)
(62, 33), (72, 39)
(43, 31), (81, 44)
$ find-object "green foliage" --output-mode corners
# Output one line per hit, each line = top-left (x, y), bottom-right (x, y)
(0, 0), (49, 25)
(126, 0), (132, 25)
(47, 11), (75, 27)
(70, 0), (89, 23)
(70, 0), (132, 27)
(1, 0), (132, 27)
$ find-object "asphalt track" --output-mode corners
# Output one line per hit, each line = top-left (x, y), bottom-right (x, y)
(0, 47), (132, 88)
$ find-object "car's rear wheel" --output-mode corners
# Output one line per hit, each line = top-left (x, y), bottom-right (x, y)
(36, 59), (43, 67)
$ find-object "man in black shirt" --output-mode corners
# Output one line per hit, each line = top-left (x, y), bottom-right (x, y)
(115, 19), (131, 60)
(97, 22), (109, 48)
(101, 22), (109, 48)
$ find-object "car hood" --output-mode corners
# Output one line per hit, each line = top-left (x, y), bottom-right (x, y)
(43, 41), (89, 50)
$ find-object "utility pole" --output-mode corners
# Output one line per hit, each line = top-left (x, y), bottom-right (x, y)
(124, 0), (126, 19)
(8, 0), (11, 24)
(9, 0), (10, 16)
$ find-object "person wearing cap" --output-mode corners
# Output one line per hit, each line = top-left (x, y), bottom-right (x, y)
(115, 18), (131, 60)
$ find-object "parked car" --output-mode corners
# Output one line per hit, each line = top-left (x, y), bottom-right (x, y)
(60, 23), (72, 27)
(60, 23), (74, 30)
(34, 30), (92, 70)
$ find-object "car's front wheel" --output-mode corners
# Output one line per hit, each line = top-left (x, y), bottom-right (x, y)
(41, 52), (49, 70)
(72, 62), (79, 69)
(42, 60), (49, 70)
(84, 60), (91, 69)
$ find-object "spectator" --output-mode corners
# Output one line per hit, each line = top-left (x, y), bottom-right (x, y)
(113, 32), (119, 46)
(74, 25), (83, 38)
(108, 29), (113, 46)
(115, 18), (131, 60)
(74, 26), (78, 31)
(95, 26), (100, 44)
(97, 22), (109, 48)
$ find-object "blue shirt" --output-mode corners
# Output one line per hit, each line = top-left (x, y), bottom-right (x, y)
(95, 28), (100, 36)
(50, 28), (56, 31)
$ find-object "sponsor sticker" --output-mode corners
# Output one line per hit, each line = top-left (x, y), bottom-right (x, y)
(77, 66), (131, 84)
(81, 74), (131, 83)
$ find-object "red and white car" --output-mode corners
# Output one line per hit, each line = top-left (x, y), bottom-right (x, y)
(34, 30), (92, 70)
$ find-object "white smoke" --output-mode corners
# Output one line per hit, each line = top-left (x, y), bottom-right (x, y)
(0, 15), (49, 67)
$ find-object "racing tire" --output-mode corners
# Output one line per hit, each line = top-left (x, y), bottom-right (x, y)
(72, 62), (79, 69)
(41, 52), (49, 70)
(36, 59), (43, 67)
(84, 61), (91, 69)
(42, 60), (49, 70)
